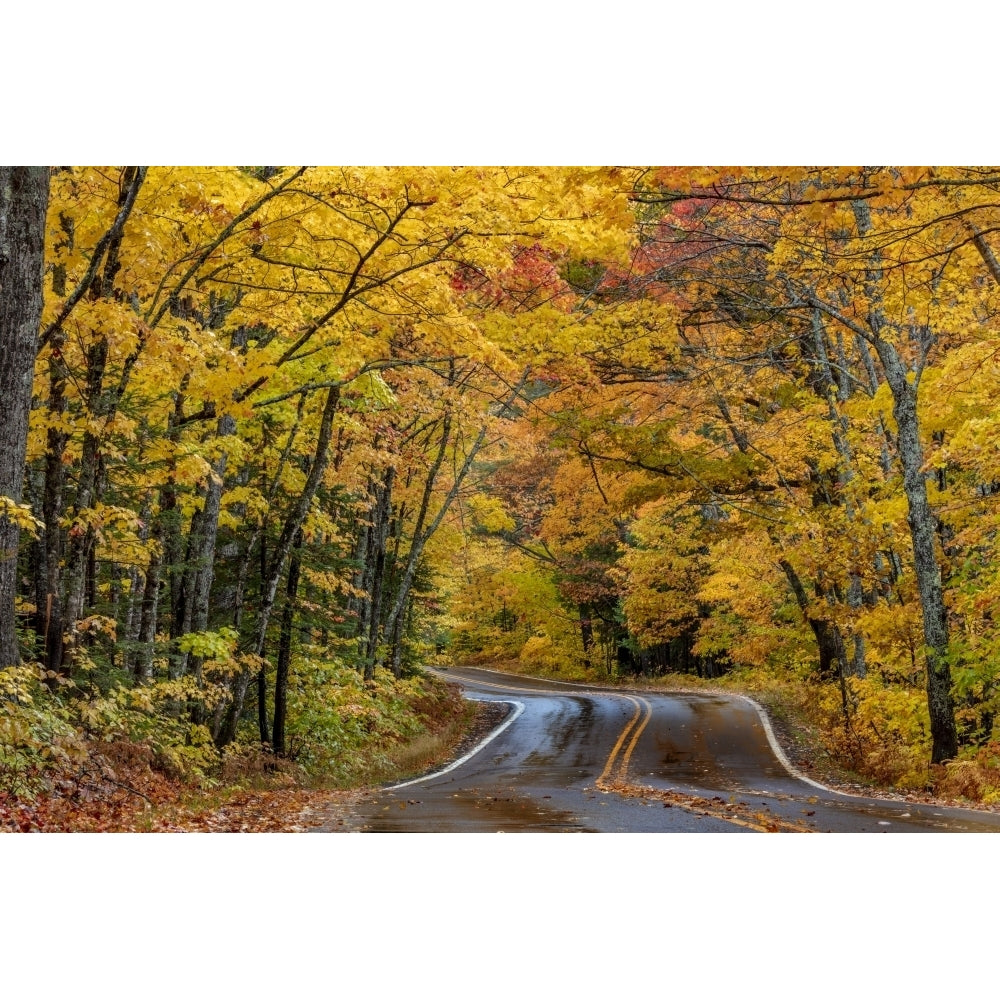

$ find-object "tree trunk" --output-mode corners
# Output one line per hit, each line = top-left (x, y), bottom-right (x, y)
(362, 465), (395, 680)
(874, 342), (958, 762)
(256, 663), (271, 746)
(387, 595), (409, 678)
(843, 198), (958, 762)
(185, 416), (234, 697)
(810, 309), (867, 679)
(579, 606), (595, 669)
(135, 535), (163, 682)
(852, 199), (956, 761)
(778, 558), (850, 682)
(272, 529), (303, 755)
(122, 497), (152, 674)
(0, 166), (49, 668)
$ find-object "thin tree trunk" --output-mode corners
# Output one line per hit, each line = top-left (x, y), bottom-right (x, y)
(272, 529), (303, 755)
(257, 664), (271, 746)
(186, 416), (234, 696)
(579, 605), (594, 670)
(122, 497), (152, 674)
(362, 465), (395, 680)
(170, 499), (203, 678)
(387, 596), (408, 678)
(135, 537), (162, 682)
(27, 464), (47, 651)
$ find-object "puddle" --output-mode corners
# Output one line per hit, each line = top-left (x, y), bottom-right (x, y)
(360, 788), (594, 832)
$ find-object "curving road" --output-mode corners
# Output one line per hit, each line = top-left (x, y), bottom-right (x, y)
(328, 665), (1000, 832)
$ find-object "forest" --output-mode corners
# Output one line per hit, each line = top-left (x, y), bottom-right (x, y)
(3, 165), (1000, 828)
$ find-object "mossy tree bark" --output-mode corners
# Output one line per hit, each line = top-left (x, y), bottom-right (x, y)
(0, 167), (49, 668)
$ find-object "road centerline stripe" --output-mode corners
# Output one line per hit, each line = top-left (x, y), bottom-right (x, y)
(598, 696), (642, 785)
(617, 696), (652, 780)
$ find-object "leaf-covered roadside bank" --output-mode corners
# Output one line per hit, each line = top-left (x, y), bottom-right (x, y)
(0, 663), (477, 832)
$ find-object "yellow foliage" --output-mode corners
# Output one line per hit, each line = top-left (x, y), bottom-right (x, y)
(0, 496), (45, 538)
(467, 495), (516, 534)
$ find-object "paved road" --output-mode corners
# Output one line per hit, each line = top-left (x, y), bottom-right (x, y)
(329, 665), (1000, 832)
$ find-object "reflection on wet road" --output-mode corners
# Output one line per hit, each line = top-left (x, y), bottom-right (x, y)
(322, 666), (1000, 833)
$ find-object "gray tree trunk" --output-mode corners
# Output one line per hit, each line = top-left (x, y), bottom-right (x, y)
(362, 464), (396, 680)
(271, 528), (303, 754)
(810, 309), (866, 679)
(183, 415), (234, 693)
(0, 167), (49, 668)
(874, 340), (958, 762)
(846, 198), (957, 762)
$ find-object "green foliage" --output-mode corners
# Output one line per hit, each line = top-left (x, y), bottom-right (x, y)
(283, 658), (435, 783)
(561, 258), (606, 293)
(0, 668), (88, 799)
(78, 685), (221, 782)
(177, 627), (240, 661)
(0, 663), (222, 799)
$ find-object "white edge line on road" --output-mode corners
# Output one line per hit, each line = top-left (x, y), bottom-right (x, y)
(384, 698), (526, 791)
(734, 693), (842, 793)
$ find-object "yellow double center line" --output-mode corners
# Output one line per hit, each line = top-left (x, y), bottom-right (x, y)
(598, 695), (652, 784)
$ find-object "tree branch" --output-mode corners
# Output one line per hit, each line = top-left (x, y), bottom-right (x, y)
(38, 166), (147, 352)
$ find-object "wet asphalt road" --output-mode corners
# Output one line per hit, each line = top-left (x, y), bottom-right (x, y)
(326, 666), (1000, 833)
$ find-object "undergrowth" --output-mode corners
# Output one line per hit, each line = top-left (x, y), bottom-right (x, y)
(0, 658), (467, 831)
